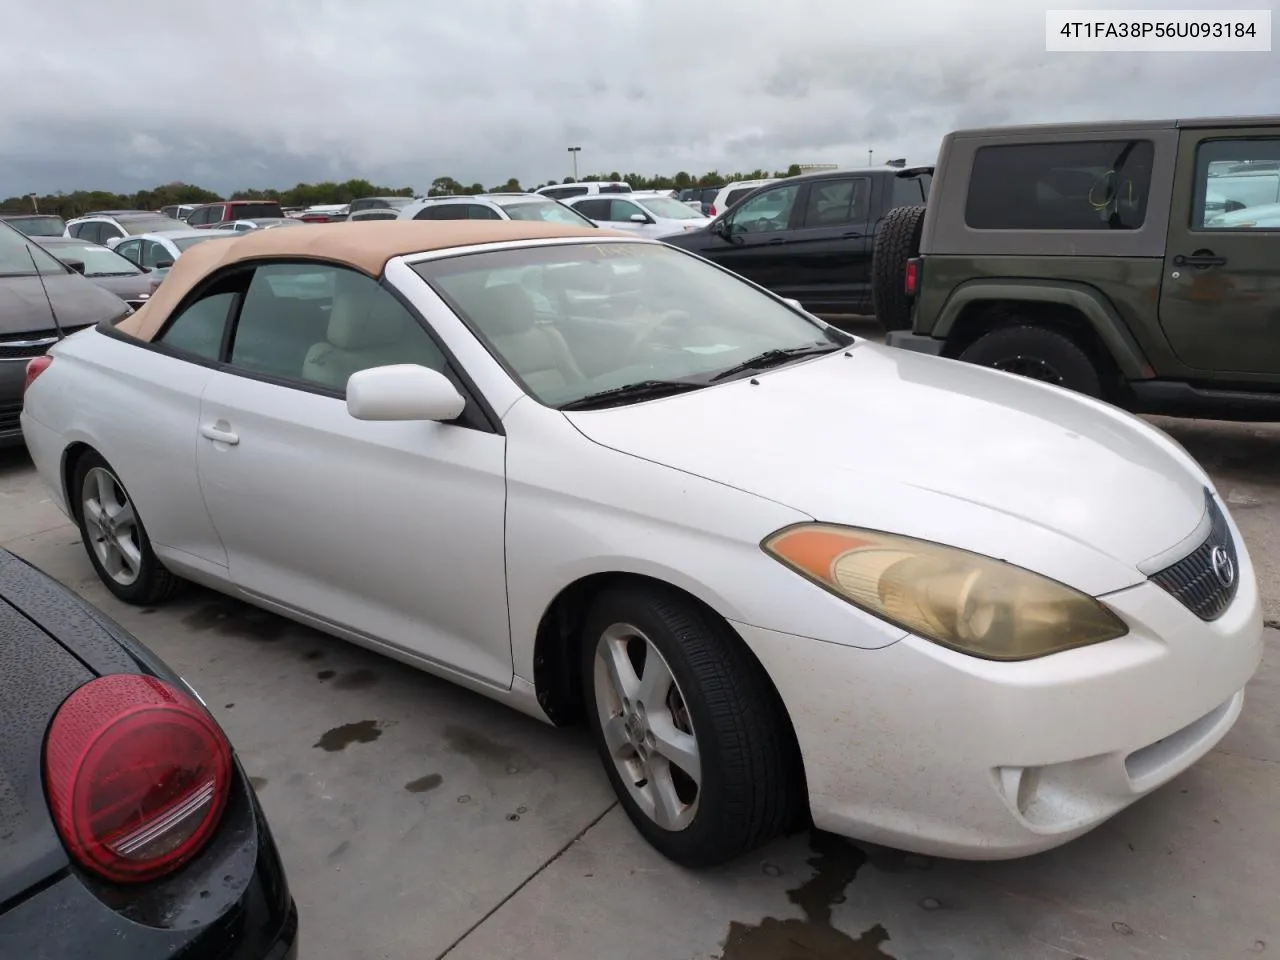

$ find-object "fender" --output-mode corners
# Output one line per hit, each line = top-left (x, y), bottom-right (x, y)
(934, 279), (1154, 380)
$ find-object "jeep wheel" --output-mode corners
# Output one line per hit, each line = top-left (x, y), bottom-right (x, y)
(871, 203), (926, 332)
(958, 325), (1104, 398)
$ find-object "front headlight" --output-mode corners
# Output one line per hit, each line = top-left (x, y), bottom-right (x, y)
(762, 524), (1128, 661)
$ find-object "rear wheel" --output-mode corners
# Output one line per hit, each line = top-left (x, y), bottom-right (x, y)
(73, 451), (186, 605)
(958, 324), (1104, 398)
(581, 584), (799, 867)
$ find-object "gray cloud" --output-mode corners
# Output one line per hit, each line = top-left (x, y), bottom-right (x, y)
(1, 0), (1277, 196)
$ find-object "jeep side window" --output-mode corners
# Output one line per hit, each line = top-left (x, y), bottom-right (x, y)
(964, 140), (1155, 231)
(1195, 138), (1280, 229)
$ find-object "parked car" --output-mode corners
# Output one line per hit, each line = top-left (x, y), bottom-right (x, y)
(32, 236), (156, 310)
(880, 115), (1280, 420)
(21, 220), (1263, 869)
(563, 191), (710, 237)
(398, 193), (597, 227)
(0, 220), (132, 446)
(1, 213), (68, 237)
(210, 218), (307, 233)
(662, 165), (933, 315)
(707, 178), (779, 218)
(113, 229), (240, 291)
(64, 212), (187, 247)
(159, 203), (200, 222)
(297, 204), (349, 224)
(677, 187), (719, 215)
(186, 201), (286, 228)
(348, 196), (417, 215)
(535, 181), (633, 200)
(0, 547), (298, 958)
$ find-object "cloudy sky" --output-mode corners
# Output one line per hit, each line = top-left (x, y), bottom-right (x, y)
(2, 0), (1276, 196)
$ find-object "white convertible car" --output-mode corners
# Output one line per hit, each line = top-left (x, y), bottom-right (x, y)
(20, 221), (1263, 867)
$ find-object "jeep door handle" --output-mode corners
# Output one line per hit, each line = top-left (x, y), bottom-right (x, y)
(200, 424), (239, 445)
(1173, 253), (1227, 267)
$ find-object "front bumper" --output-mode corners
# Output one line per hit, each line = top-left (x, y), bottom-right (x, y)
(733, 550), (1263, 859)
(883, 330), (946, 355)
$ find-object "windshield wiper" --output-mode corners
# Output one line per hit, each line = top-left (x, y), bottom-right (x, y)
(709, 342), (843, 382)
(559, 379), (708, 411)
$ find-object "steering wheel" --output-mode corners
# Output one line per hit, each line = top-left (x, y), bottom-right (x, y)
(628, 309), (693, 354)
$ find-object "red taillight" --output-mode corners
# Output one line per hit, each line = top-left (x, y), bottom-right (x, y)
(24, 355), (52, 394)
(708, 205), (717, 216)
(904, 258), (920, 297)
(44, 674), (232, 884)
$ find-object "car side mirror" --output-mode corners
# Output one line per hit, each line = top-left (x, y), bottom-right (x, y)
(155, 259), (174, 269)
(629, 213), (650, 224)
(63, 258), (86, 275)
(346, 364), (466, 422)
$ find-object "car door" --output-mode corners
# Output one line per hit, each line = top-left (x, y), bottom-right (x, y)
(141, 240), (174, 268)
(603, 198), (652, 234)
(776, 176), (873, 312)
(570, 197), (611, 225)
(104, 278), (235, 572)
(194, 260), (513, 686)
(1159, 127), (1280, 375)
(701, 182), (804, 292)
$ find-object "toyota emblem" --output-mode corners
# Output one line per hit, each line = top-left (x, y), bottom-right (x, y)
(1210, 545), (1235, 588)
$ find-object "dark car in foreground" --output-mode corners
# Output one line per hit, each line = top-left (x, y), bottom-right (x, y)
(0, 221), (133, 446)
(34, 236), (156, 310)
(0, 548), (297, 959)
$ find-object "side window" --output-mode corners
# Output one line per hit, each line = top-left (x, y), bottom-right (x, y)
(100, 223), (125, 241)
(466, 204), (502, 220)
(73, 222), (98, 243)
(189, 207), (212, 226)
(965, 140), (1155, 230)
(891, 175), (929, 209)
(157, 289), (237, 361)
(1196, 138), (1280, 229)
(228, 263), (447, 393)
(800, 179), (869, 228)
(416, 204), (470, 220)
(115, 239), (142, 264)
(574, 198), (610, 220)
(609, 199), (645, 221)
(141, 241), (171, 268)
(726, 184), (800, 235)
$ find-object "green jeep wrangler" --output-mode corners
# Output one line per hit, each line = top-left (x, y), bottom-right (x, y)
(873, 116), (1280, 421)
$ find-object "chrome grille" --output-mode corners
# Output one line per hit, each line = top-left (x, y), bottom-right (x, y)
(0, 401), (21, 434)
(0, 325), (92, 362)
(1149, 490), (1239, 621)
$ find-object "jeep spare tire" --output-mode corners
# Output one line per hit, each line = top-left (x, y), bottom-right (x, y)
(871, 204), (926, 332)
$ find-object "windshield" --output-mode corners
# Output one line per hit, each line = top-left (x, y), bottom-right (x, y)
(123, 217), (187, 235)
(0, 221), (71, 277)
(412, 240), (846, 408)
(3, 215), (67, 237)
(637, 196), (704, 220)
(41, 241), (142, 276)
(494, 199), (597, 227)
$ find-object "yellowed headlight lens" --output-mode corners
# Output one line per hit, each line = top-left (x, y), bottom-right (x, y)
(762, 524), (1128, 660)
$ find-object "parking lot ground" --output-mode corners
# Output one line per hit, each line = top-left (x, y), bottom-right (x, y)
(2, 406), (1278, 960)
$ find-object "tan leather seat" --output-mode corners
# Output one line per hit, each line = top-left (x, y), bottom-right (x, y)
(302, 277), (444, 390)
(463, 283), (587, 397)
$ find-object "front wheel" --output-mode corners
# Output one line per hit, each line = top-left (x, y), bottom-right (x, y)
(582, 584), (800, 867)
(72, 450), (186, 605)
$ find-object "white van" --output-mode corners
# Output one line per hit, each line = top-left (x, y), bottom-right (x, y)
(535, 181), (633, 201)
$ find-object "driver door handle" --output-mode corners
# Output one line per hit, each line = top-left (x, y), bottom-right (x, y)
(1173, 252), (1227, 267)
(200, 423), (239, 445)
(767, 237), (787, 245)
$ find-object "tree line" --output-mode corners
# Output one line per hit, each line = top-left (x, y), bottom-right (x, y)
(1, 165), (807, 218)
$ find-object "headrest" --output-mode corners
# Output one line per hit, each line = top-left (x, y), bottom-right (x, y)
(327, 286), (408, 350)
(463, 283), (537, 337)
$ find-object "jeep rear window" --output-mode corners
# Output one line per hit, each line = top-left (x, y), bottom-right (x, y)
(965, 140), (1154, 231)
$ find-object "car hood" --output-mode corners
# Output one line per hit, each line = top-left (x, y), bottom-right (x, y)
(564, 343), (1212, 597)
(0, 272), (128, 336)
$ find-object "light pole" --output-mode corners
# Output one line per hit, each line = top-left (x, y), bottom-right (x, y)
(27, 193), (38, 213)
(867, 149), (873, 167)
(567, 146), (581, 181)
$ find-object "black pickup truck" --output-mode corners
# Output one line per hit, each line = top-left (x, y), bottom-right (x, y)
(659, 165), (932, 315)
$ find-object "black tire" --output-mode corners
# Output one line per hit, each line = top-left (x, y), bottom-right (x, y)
(870, 203), (926, 331)
(581, 584), (800, 867)
(958, 324), (1104, 398)
(72, 450), (186, 605)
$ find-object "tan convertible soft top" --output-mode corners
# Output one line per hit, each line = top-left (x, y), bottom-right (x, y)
(114, 220), (626, 342)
